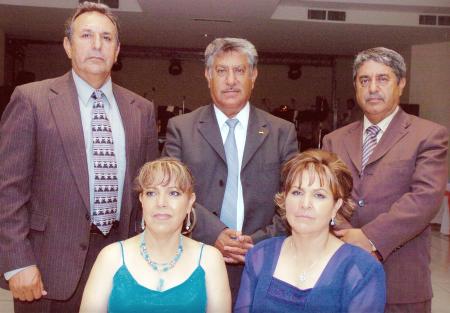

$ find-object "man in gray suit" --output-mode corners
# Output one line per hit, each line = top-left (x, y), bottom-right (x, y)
(0, 2), (158, 312)
(163, 38), (298, 299)
(323, 47), (448, 312)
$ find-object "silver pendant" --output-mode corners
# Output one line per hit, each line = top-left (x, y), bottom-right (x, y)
(299, 272), (307, 282)
(157, 278), (164, 291)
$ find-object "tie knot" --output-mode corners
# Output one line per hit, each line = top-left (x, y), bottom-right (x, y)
(92, 90), (103, 100)
(366, 125), (381, 137)
(226, 118), (239, 130)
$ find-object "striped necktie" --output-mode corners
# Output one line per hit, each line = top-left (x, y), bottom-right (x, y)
(220, 118), (239, 230)
(91, 90), (118, 235)
(361, 125), (381, 171)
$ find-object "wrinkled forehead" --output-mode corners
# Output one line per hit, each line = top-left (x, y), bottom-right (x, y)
(213, 50), (250, 66)
(73, 11), (118, 35)
(356, 60), (395, 77)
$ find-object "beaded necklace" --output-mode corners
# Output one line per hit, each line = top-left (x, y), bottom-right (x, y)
(139, 231), (184, 291)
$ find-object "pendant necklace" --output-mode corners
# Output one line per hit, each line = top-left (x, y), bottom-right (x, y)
(139, 231), (183, 291)
(291, 238), (321, 283)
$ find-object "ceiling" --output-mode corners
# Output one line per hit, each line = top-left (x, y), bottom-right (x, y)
(0, 0), (449, 56)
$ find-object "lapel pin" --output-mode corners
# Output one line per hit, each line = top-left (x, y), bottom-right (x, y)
(258, 129), (265, 135)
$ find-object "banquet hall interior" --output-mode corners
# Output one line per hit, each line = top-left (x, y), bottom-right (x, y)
(0, 1), (449, 312)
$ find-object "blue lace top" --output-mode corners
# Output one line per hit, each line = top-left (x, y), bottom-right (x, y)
(108, 241), (206, 313)
(235, 237), (386, 313)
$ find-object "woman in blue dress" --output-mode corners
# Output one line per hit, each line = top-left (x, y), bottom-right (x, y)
(235, 150), (386, 313)
(80, 157), (231, 313)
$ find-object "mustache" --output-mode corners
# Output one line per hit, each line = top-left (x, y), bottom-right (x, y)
(365, 93), (384, 101)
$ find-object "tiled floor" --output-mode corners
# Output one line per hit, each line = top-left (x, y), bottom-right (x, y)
(0, 227), (449, 313)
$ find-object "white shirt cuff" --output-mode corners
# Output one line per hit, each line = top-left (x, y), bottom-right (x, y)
(4, 266), (34, 281)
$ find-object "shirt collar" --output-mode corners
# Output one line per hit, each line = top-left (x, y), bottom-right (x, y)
(214, 102), (250, 129)
(71, 70), (113, 107)
(363, 105), (399, 134)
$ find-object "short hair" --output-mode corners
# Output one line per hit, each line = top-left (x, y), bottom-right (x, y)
(204, 37), (258, 73)
(353, 47), (406, 83)
(275, 150), (355, 230)
(64, 1), (120, 43)
(135, 157), (196, 234)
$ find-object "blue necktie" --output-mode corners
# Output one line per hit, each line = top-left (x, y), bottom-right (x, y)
(220, 118), (239, 229)
(361, 125), (381, 171)
(91, 90), (118, 235)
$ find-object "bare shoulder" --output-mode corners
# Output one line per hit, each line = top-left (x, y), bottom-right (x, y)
(96, 242), (121, 263)
(95, 238), (135, 270)
(199, 243), (224, 269)
(184, 237), (224, 268)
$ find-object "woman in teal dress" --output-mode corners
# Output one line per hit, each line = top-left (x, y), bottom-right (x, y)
(80, 158), (231, 313)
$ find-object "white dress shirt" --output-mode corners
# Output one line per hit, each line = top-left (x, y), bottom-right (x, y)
(363, 106), (399, 143)
(213, 103), (250, 232)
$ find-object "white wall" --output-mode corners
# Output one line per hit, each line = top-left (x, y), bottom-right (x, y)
(409, 42), (450, 176)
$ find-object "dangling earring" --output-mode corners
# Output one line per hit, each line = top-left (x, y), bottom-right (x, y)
(185, 212), (191, 231)
(141, 217), (145, 230)
(330, 216), (336, 227)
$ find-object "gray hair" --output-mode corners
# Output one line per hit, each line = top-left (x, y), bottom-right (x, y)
(64, 1), (120, 43)
(204, 37), (258, 73)
(353, 47), (406, 83)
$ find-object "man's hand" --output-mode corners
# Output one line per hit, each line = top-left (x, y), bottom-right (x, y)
(214, 228), (253, 264)
(334, 228), (372, 252)
(9, 265), (47, 302)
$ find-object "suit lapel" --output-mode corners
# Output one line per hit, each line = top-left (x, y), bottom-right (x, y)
(242, 106), (268, 170)
(197, 105), (226, 162)
(113, 85), (138, 221)
(49, 72), (90, 211)
(343, 121), (364, 173)
(367, 109), (410, 166)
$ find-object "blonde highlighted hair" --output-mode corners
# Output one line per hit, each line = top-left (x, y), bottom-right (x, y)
(135, 157), (196, 234)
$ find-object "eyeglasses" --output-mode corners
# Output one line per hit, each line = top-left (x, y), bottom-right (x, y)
(357, 75), (392, 88)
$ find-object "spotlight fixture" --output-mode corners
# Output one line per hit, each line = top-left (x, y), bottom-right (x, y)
(168, 60), (183, 76)
(288, 64), (302, 80)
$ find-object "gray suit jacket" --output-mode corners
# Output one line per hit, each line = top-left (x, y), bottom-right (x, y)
(0, 72), (158, 300)
(322, 109), (448, 304)
(162, 104), (298, 244)
(162, 104), (298, 298)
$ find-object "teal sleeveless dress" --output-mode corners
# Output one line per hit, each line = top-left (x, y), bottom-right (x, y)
(108, 241), (207, 313)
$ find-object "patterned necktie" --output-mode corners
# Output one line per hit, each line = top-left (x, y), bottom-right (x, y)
(361, 125), (381, 171)
(91, 90), (118, 235)
(220, 118), (239, 230)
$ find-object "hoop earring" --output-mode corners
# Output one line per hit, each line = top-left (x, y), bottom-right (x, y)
(330, 216), (336, 227)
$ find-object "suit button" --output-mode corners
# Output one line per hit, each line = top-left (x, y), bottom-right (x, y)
(80, 243), (88, 251)
(85, 213), (90, 221)
(358, 199), (365, 207)
(219, 180), (224, 187)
